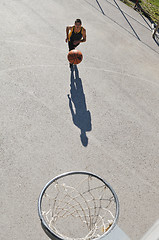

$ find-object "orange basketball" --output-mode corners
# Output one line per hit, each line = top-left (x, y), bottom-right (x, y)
(67, 49), (83, 65)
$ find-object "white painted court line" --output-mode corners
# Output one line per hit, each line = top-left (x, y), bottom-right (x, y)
(140, 220), (159, 240)
(101, 225), (131, 240)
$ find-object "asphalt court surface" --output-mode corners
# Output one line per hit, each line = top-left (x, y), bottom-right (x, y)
(0, 0), (159, 240)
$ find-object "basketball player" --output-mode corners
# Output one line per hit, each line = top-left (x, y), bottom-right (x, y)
(65, 19), (86, 68)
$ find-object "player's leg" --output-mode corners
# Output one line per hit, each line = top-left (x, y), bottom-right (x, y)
(68, 41), (80, 69)
(68, 41), (79, 69)
(68, 42), (74, 69)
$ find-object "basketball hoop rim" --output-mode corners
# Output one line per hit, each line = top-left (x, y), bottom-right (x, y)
(38, 171), (120, 240)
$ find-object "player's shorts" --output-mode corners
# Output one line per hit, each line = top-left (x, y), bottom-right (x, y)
(68, 41), (80, 51)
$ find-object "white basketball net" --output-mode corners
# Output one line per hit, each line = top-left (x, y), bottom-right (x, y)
(41, 174), (117, 240)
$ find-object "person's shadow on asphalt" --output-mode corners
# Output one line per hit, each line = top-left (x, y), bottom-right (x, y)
(67, 65), (92, 147)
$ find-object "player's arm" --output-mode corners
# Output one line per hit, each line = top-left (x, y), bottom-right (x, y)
(80, 28), (86, 42)
(65, 26), (73, 42)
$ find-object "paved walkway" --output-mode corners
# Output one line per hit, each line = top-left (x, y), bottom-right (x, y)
(0, 1), (159, 240)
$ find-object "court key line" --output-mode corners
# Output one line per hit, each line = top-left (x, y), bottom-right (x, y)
(0, 64), (159, 88)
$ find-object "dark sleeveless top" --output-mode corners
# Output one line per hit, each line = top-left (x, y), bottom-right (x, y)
(69, 26), (83, 42)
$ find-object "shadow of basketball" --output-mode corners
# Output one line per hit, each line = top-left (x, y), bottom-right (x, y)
(68, 65), (92, 147)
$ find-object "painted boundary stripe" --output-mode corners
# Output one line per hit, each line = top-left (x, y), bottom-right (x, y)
(140, 220), (159, 240)
(101, 225), (131, 240)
